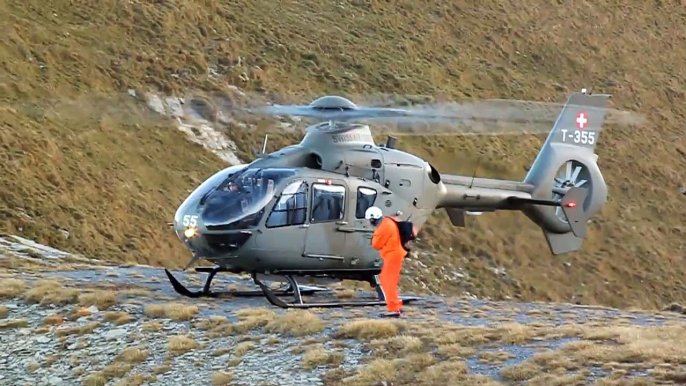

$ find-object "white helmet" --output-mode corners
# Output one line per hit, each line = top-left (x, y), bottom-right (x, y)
(364, 206), (383, 221)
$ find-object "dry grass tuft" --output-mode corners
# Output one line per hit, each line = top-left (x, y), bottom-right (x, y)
(334, 289), (356, 299)
(228, 356), (244, 367)
(436, 343), (477, 359)
(81, 361), (133, 385)
(264, 309), (325, 337)
(367, 335), (425, 359)
(27, 361), (40, 372)
(141, 321), (162, 332)
(495, 323), (537, 344)
(43, 314), (64, 326)
(101, 362), (133, 380)
(168, 335), (199, 354)
(103, 311), (136, 325)
(144, 302), (199, 321)
(82, 373), (108, 386)
(0, 319), (29, 330)
(0, 278), (26, 299)
(78, 291), (118, 310)
(416, 360), (471, 384)
(0, 306), (8, 319)
(233, 341), (255, 356)
(211, 347), (232, 357)
(235, 307), (277, 320)
(45, 354), (59, 366)
(55, 322), (99, 337)
(24, 280), (79, 306)
(302, 347), (344, 369)
(203, 307), (278, 337)
(337, 319), (404, 340)
(113, 373), (156, 386)
(68, 307), (94, 321)
(478, 350), (516, 364)
(115, 347), (149, 364)
(151, 364), (172, 375)
(119, 288), (153, 298)
(211, 371), (234, 385)
(195, 315), (228, 330)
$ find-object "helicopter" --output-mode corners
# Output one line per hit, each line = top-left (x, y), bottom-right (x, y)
(164, 88), (609, 309)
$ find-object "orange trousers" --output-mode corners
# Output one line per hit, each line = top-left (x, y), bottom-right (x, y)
(379, 254), (403, 312)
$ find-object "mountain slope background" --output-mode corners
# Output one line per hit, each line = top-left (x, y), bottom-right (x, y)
(1, 0), (685, 310)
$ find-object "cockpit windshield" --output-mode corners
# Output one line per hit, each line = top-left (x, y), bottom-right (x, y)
(200, 167), (296, 230)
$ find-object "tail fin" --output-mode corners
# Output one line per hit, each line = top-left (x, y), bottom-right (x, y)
(545, 90), (608, 152)
(522, 90), (610, 254)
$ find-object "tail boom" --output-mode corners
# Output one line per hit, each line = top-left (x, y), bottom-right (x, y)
(437, 181), (588, 236)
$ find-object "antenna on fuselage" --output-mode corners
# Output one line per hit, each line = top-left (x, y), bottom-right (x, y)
(261, 134), (269, 154)
(468, 156), (481, 189)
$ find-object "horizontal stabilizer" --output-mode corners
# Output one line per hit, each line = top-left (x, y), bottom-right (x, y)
(505, 186), (589, 238)
(544, 232), (584, 255)
(445, 208), (466, 227)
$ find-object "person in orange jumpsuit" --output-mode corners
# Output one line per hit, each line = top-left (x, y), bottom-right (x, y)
(365, 207), (416, 317)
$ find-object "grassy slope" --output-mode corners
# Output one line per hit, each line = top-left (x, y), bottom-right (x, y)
(1, 0), (685, 309)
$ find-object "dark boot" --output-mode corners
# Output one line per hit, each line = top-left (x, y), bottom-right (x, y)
(380, 310), (401, 318)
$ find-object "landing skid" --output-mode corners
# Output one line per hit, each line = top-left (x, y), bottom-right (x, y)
(164, 267), (327, 299)
(252, 273), (421, 309)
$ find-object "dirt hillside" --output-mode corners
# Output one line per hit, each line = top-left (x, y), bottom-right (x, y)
(1, 0), (685, 310)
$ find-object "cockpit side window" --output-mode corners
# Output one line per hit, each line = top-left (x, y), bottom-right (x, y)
(355, 187), (377, 219)
(265, 181), (308, 228)
(311, 183), (346, 223)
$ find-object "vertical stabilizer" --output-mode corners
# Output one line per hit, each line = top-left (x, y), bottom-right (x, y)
(521, 90), (610, 254)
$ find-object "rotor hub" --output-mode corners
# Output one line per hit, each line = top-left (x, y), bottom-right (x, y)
(308, 96), (357, 110)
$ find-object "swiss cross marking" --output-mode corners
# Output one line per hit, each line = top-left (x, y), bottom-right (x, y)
(575, 112), (588, 129)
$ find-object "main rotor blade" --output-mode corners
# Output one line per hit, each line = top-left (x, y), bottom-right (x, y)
(4, 89), (646, 139)
(242, 97), (646, 136)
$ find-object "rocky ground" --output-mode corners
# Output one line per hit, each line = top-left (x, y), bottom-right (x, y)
(3, 237), (686, 386)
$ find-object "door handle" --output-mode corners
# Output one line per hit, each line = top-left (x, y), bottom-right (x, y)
(337, 226), (374, 233)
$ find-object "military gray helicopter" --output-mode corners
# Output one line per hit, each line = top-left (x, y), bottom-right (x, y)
(165, 89), (609, 309)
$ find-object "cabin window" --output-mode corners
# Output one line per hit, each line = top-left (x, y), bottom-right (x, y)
(355, 187), (378, 219)
(311, 183), (345, 223)
(266, 180), (308, 228)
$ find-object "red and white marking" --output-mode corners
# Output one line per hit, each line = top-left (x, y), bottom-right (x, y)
(575, 112), (588, 129)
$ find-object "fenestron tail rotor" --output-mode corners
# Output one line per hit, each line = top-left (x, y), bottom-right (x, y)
(552, 160), (592, 223)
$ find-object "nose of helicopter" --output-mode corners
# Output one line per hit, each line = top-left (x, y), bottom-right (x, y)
(174, 212), (253, 258)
